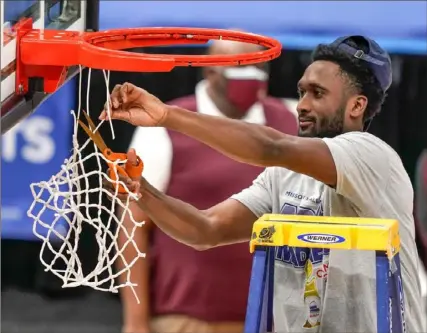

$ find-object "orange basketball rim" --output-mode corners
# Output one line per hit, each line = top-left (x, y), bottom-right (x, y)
(14, 18), (282, 96)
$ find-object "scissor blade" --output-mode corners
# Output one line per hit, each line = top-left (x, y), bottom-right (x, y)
(82, 110), (97, 131)
(78, 120), (107, 151)
(80, 111), (108, 151)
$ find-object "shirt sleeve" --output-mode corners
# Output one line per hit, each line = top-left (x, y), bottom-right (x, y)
(322, 132), (391, 210)
(231, 168), (273, 218)
(128, 127), (173, 192)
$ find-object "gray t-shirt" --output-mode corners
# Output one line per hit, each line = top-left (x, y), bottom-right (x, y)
(231, 131), (426, 333)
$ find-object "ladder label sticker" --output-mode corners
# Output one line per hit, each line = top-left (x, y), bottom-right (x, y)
(255, 225), (276, 244)
(297, 233), (346, 244)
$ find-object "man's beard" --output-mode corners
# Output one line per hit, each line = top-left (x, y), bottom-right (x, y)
(298, 106), (345, 138)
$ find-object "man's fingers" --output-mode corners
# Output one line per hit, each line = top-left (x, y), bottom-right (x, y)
(118, 173), (141, 193)
(99, 83), (137, 121)
(104, 170), (140, 193)
(110, 82), (140, 106)
(99, 109), (130, 122)
(102, 178), (140, 202)
(99, 110), (107, 120)
(104, 189), (129, 202)
(99, 85), (119, 120)
(111, 84), (123, 109)
(120, 83), (133, 104)
(127, 148), (138, 166)
(129, 181), (141, 194)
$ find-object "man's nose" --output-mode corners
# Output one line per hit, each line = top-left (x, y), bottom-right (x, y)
(296, 95), (312, 115)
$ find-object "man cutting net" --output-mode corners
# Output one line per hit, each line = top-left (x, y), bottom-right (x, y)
(101, 35), (427, 332)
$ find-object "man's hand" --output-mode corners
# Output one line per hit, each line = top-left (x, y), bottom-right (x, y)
(104, 148), (143, 201)
(99, 82), (168, 127)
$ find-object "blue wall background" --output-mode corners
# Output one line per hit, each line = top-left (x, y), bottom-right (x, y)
(1, 80), (76, 240)
(101, 1), (427, 54)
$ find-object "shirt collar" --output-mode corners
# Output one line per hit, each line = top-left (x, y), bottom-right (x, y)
(195, 80), (266, 125)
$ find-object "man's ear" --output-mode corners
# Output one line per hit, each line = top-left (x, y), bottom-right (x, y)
(348, 95), (368, 120)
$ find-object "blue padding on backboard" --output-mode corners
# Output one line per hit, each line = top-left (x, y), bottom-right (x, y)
(4, 0), (37, 22)
(1, 79), (76, 241)
(99, 1), (427, 55)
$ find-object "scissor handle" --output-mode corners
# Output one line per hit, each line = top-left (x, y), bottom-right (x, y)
(106, 150), (144, 194)
(125, 156), (144, 179)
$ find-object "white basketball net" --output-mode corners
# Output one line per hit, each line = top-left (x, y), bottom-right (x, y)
(27, 67), (144, 302)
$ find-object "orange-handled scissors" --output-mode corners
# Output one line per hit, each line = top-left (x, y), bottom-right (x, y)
(78, 110), (144, 194)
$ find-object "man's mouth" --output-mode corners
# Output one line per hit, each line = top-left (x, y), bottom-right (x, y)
(299, 118), (315, 129)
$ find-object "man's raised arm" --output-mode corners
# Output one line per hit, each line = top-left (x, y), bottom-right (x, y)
(164, 104), (337, 186)
(100, 83), (337, 187)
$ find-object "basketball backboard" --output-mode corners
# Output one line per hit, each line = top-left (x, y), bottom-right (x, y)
(1, 0), (99, 134)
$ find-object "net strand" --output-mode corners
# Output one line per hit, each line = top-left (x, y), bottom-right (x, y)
(27, 66), (144, 303)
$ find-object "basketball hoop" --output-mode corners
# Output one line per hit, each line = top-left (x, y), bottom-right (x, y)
(22, 17), (282, 301)
(16, 18), (281, 95)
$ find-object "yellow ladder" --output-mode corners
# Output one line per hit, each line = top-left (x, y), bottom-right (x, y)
(244, 214), (405, 333)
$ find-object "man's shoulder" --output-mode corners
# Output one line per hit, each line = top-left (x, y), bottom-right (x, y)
(331, 131), (382, 142)
(327, 131), (412, 189)
(326, 131), (396, 154)
(335, 131), (390, 143)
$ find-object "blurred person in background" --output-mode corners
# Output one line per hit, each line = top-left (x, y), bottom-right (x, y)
(116, 39), (297, 333)
(415, 149), (427, 269)
(104, 35), (426, 333)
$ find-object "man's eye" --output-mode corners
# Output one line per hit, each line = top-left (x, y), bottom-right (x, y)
(314, 90), (323, 98)
(298, 90), (305, 98)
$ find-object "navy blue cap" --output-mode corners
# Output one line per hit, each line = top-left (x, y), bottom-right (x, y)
(330, 35), (392, 92)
